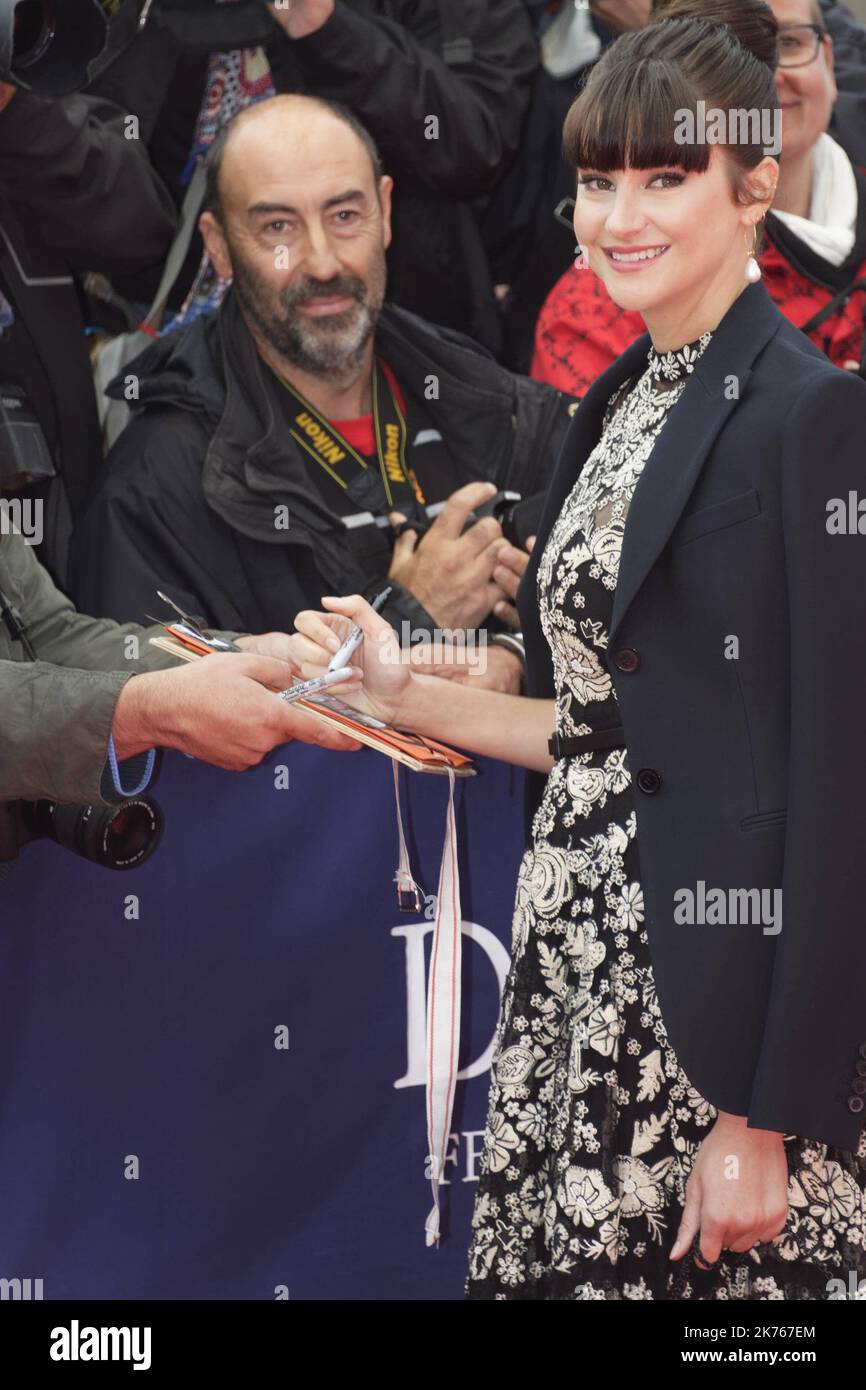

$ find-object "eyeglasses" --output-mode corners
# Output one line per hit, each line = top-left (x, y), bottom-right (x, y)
(776, 23), (827, 69)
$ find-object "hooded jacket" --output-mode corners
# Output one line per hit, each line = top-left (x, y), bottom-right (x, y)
(69, 291), (574, 634)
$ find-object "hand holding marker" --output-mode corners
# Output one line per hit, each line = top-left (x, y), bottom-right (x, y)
(327, 586), (393, 671)
(279, 586), (393, 705)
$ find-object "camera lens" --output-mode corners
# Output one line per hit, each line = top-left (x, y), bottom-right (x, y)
(32, 797), (163, 870)
(3, 0), (124, 97)
(12, 0), (55, 69)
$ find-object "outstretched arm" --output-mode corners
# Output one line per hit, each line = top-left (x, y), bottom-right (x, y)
(293, 592), (556, 773)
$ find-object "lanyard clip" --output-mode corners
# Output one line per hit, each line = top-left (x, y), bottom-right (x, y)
(395, 881), (423, 914)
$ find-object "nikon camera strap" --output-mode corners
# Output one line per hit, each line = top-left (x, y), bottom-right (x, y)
(278, 359), (429, 526)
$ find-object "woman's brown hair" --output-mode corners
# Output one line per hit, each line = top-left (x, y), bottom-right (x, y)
(562, 1), (780, 202)
(651, 0), (779, 62)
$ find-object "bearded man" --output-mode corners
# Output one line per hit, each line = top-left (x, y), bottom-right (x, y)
(70, 94), (575, 693)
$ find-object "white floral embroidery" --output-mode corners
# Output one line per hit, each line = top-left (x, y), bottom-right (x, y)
(467, 333), (866, 1301)
(650, 332), (712, 382)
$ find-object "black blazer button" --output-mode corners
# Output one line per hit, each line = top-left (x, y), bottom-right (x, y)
(852, 1078), (866, 1096)
(636, 768), (661, 795)
(614, 647), (641, 673)
(848, 1096), (865, 1114)
(860, 1043), (866, 1059)
(856, 1060), (866, 1077)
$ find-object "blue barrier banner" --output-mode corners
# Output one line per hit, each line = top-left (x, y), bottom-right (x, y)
(0, 746), (523, 1300)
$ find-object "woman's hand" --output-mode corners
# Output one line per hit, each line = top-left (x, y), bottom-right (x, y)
(292, 594), (416, 727)
(267, 0), (334, 40)
(670, 1112), (789, 1267)
(590, 0), (652, 33)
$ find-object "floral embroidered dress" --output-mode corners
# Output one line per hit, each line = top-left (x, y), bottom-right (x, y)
(466, 331), (866, 1301)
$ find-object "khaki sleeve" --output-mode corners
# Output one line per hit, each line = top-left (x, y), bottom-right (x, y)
(4, 530), (238, 674)
(0, 533), (240, 803)
(0, 659), (131, 804)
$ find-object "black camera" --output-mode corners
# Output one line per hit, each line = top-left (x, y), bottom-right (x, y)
(464, 489), (546, 548)
(0, 0), (143, 95)
(0, 792), (163, 869)
(470, 489), (523, 545)
(0, 0), (278, 95)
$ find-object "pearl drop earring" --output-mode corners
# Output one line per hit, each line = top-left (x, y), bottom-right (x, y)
(745, 224), (762, 284)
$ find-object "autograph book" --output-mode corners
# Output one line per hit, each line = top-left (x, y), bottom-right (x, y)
(149, 626), (475, 777)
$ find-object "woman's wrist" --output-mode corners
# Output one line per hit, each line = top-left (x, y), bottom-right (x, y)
(716, 1110), (784, 1141)
(397, 670), (436, 731)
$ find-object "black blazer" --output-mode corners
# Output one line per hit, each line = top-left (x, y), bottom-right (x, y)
(517, 281), (866, 1151)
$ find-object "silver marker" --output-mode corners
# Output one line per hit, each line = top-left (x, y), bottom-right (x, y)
(326, 586), (392, 673)
(279, 667), (355, 705)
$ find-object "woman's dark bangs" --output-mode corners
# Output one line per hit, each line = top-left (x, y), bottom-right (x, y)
(566, 59), (710, 175)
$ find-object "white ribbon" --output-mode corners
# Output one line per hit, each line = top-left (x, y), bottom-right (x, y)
(392, 760), (423, 911)
(390, 762), (464, 1246)
(423, 768), (462, 1247)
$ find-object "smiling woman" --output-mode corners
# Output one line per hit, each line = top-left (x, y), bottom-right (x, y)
(533, 0), (866, 393)
(293, 1), (866, 1303)
(564, 14), (779, 344)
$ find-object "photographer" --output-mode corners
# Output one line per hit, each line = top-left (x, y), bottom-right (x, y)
(0, 527), (360, 862)
(0, 71), (180, 583)
(88, 0), (538, 355)
(69, 95), (576, 697)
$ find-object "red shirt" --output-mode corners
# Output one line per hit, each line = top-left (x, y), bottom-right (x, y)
(330, 358), (407, 457)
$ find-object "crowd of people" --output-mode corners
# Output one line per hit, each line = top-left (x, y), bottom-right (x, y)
(3, 0), (865, 810)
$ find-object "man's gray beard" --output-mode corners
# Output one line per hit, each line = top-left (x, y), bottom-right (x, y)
(230, 256), (383, 377)
(270, 302), (377, 377)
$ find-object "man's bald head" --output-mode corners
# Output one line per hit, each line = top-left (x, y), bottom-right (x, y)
(197, 92), (393, 383)
(203, 93), (384, 223)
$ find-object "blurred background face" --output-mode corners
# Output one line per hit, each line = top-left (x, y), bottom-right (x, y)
(770, 0), (837, 161)
(203, 102), (392, 376)
(573, 149), (759, 317)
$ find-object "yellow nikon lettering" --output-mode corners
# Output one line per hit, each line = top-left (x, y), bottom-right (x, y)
(297, 412), (345, 466)
(384, 423), (403, 482)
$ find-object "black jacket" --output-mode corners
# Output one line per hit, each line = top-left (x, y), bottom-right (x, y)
(0, 89), (176, 583)
(821, 0), (866, 169)
(69, 291), (574, 634)
(91, 0), (539, 356)
(518, 280), (866, 1152)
